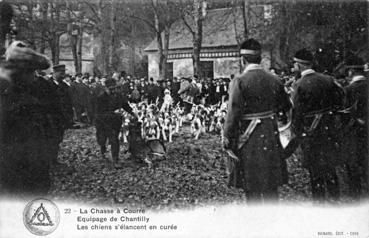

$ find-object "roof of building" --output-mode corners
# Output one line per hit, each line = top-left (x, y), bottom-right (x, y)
(145, 7), (268, 52)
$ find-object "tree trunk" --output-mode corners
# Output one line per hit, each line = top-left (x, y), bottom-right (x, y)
(77, 26), (83, 74)
(192, 0), (204, 77)
(49, 36), (60, 65)
(242, 0), (248, 40)
(160, 26), (170, 80)
(66, 0), (78, 73)
(76, 3), (83, 74)
(27, 3), (36, 50)
(108, 0), (115, 73)
(154, 6), (164, 80)
(39, 1), (48, 54)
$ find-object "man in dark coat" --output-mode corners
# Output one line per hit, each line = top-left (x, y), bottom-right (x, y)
(223, 39), (291, 202)
(50, 64), (74, 133)
(291, 48), (344, 202)
(171, 77), (181, 105)
(95, 78), (136, 168)
(0, 41), (62, 196)
(343, 58), (368, 196)
(146, 78), (159, 104)
(72, 76), (92, 123)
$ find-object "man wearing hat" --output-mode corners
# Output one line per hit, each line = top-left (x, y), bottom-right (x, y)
(342, 56), (368, 196)
(223, 38), (291, 202)
(95, 78), (136, 168)
(50, 64), (74, 133)
(0, 40), (63, 195)
(291, 48), (344, 202)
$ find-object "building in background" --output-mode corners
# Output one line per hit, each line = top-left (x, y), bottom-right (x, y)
(144, 7), (273, 80)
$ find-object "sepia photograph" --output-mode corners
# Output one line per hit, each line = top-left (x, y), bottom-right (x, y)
(0, 0), (368, 237)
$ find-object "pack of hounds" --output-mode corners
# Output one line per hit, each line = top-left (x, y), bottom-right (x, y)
(119, 101), (228, 145)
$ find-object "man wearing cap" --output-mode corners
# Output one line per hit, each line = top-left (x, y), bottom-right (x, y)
(291, 48), (344, 202)
(50, 64), (74, 132)
(223, 38), (291, 202)
(95, 78), (136, 168)
(0, 41), (63, 195)
(342, 57), (368, 196)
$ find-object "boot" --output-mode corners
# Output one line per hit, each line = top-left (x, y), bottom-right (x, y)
(112, 156), (122, 169)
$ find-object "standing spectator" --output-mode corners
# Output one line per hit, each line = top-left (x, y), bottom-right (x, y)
(171, 77), (181, 105)
(342, 57), (368, 197)
(131, 85), (141, 103)
(291, 48), (344, 202)
(49, 64), (74, 130)
(223, 39), (291, 202)
(178, 77), (192, 113)
(147, 77), (159, 104)
(0, 40), (62, 195)
(95, 79), (135, 168)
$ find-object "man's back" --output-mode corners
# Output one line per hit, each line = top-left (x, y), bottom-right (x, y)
(224, 68), (290, 138)
(292, 72), (343, 115)
(237, 69), (289, 114)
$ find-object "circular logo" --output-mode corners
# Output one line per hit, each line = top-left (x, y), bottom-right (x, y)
(23, 198), (60, 236)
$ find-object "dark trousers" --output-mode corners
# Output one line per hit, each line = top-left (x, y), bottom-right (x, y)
(95, 115), (122, 160)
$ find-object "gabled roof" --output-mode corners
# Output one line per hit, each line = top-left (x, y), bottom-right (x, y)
(145, 7), (255, 52)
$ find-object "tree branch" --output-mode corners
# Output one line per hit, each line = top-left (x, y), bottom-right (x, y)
(181, 14), (194, 35)
(82, 0), (102, 22)
(128, 14), (156, 31)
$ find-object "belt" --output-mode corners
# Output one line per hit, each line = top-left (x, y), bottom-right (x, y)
(304, 107), (332, 117)
(303, 107), (333, 134)
(338, 101), (357, 114)
(238, 110), (275, 150)
(242, 110), (275, 120)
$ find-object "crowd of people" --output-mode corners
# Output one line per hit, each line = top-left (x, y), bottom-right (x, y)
(35, 71), (235, 126)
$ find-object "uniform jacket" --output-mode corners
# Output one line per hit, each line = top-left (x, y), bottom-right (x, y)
(224, 64), (291, 191)
(224, 65), (291, 139)
(291, 69), (344, 169)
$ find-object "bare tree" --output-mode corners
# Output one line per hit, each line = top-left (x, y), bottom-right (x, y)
(127, 0), (181, 80)
(182, 0), (207, 77)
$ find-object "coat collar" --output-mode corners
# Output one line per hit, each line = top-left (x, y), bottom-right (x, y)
(351, 75), (367, 84)
(243, 64), (263, 73)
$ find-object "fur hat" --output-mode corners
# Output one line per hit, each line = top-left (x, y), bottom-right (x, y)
(4, 41), (51, 70)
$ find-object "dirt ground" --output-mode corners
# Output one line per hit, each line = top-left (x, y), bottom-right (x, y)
(50, 125), (354, 208)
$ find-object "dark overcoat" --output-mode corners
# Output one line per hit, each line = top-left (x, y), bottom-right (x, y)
(291, 71), (344, 170)
(0, 74), (62, 195)
(224, 67), (291, 193)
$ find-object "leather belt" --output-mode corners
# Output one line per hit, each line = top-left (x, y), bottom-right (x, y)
(304, 107), (332, 117)
(238, 110), (275, 150)
(303, 107), (333, 133)
(242, 110), (275, 120)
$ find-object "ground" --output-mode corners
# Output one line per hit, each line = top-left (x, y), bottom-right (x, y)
(50, 125), (351, 208)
